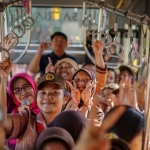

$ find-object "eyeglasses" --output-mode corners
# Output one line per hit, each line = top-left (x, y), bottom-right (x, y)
(57, 65), (73, 70)
(74, 79), (91, 84)
(13, 84), (31, 94)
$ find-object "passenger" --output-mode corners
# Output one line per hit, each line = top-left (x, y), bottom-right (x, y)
(102, 77), (140, 112)
(7, 73), (40, 114)
(82, 62), (95, 72)
(28, 32), (77, 76)
(65, 41), (106, 120)
(35, 127), (74, 150)
(47, 110), (87, 143)
(7, 73), (40, 150)
(118, 65), (137, 84)
(106, 68), (116, 85)
(46, 58), (78, 82)
(106, 106), (144, 150)
(100, 83), (119, 112)
(65, 68), (97, 117)
(0, 61), (68, 150)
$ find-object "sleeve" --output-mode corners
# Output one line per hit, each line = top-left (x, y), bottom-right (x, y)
(95, 65), (107, 94)
(7, 110), (29, 139)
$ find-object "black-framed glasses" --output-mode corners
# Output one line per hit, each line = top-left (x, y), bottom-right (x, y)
(13, 84), (31, 94)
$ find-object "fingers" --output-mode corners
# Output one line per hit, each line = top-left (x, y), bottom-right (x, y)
(86, 80), (96, 90)
(48, 57), (52, 65)
(5, 34), (13, 44)
(72, 80), (77, 89)
(5, 34), (18, 51)
(39, 43), (50, 51)
(45, 64), (55, 73)
(66, 81), (74, 90)
(101, 106), (127, 132)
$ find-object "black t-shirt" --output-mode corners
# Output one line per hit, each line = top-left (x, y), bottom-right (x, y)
(39, 52), (78, 76)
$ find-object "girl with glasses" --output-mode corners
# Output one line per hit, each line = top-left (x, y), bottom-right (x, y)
(7, 73), (40, 150)
(65, 41), (107, 120)
(7, 73), (40, 114)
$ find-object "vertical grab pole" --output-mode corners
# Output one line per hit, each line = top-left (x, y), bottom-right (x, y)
(97, 0), (105, 40)
(143, 27), (150, 150)
(82, 1), (86, 43)
(0, 0), (5, 66)
(82, 1), (95, 64)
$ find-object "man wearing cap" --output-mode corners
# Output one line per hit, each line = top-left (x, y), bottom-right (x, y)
(28, 32), (77, 76)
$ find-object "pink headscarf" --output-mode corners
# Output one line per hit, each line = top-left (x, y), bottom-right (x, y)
(7, 73), (40, 114)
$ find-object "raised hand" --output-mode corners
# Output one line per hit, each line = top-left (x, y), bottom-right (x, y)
(81, 80), (96, 106)
(4, 34), (18, 54)
(0, 59), (13, 79)
(118, 78), (139, 110)
(73, 104), (127, 150)
(38, 43), (50, 53)
(45, 57), (58, 73)
(92, 40), (104, 55)
(66, 81), (81, 105)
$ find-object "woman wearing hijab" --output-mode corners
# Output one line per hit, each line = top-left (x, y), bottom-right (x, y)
(7, 73), (40, 150)
(35, 127), (74, 150)
(65, 41), (106, 120)
(47, 110), (87, 143)
(7, 73), (40, 114)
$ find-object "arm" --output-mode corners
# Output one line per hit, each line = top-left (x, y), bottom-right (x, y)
(0, 61), (29, 138)
(0, 60), (13, 133)
(28, 43), (49, 73)
(92, 41), (107, 94)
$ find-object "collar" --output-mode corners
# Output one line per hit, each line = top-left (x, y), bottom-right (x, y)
(37, 111), (47, 128)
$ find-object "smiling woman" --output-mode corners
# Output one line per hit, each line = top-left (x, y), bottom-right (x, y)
(7, 73), (40, 114)
(55, 58), (79, 82)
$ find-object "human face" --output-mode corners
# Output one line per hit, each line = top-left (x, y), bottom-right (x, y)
(73, 71), (91, 92)
(101, 88), (112, 100)
(37, 83), (65, 114)
(51, 36), (67, 54)
(129, 131), (142, 150)
(12, 78), (34, 104)
(56, 62), (75, 81)
(101, 88), (117, 106)
(118, 70), (132, 83)
(42, 142), (67, 150)
(106, 70), (116, 85)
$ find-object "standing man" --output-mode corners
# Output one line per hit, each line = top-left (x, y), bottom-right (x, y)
(28, 32), (77, 75)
